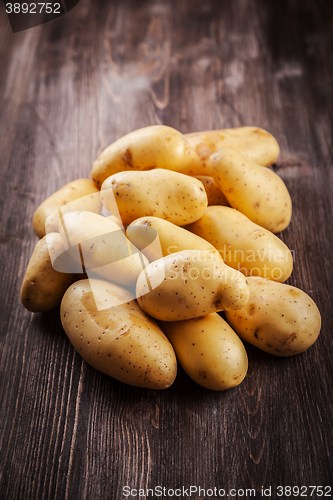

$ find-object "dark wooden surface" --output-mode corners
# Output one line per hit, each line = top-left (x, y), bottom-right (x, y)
(1, 0), (333, 498)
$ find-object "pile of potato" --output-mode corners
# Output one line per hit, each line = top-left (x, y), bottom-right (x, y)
(21, 125), (321, 391)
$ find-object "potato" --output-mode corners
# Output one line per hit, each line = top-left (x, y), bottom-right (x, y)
(21, 233), (78, 312)
(91, 125), (191, 188)
(126, 216), (222, 262)
(60, 279), (177, 389)
(209, 148), (292, 233)
(159, 313), (248, 390)
(181, 126), (280, 176)
(58, 211), (148, 287)
(194, 176), (229, 206)
(136, 250), (250, 321)
(100, 169), (208, 226)
(33, 179), (101, 238)
(185, 206), (293, 283)
(225, 277), (321, 357)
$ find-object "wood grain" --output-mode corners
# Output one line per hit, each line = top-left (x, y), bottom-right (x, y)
(0, 0), (332, 498)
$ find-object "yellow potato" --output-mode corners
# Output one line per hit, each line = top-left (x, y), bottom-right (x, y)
(209, 148), (292, 233)
(225, 277), (321, 357)
(58, 211), (148, 287)
(91, 125), (191, 188)
(61, 279), (177, 389)
(181, 126), (280, 176)
(136, 250), (250, 321)
(160, 313), (248, 390)
(20, 233), (78, 312)
(185, 206), (293, 282)
(194, 176), (229, 206)
(101, 169), (208, 226)
(33, 179), (101, 238)
(126, 216), (222, 262)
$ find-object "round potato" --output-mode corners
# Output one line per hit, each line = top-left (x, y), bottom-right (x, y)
(33, 179), (101, 238)
(160, 313), (248, 390)
(21, 233), (78, 312)
(58, 211), (148, 287)
(91, 125), (191, 188)
(209, 148), (292, 233)
(225, 277), (321, 356)
(185, 206), (293, 283)
(126, 216), (222, 262)
(181, 126), (280, 176)
(60, 279), (177, 389)
(100, 169), (208, 226)
(136, 250), (250, 321)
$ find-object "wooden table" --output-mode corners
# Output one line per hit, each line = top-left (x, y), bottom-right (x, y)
(1, 0), (332, 498)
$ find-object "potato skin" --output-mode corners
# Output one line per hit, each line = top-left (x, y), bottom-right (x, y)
(91, 125), (191, 188)
(185, 206), (293, 283)
(181, 126), (280, 176)
(33, 179), (101, 238)
(101, 169), (208, 226)
(60, 279), (177, 389)
(225, 277), (321, 357)
(58, 211), (148, 287)
(209, 148), (292, 233)
(160, 314), (248, 390)
(21, 233), (77, 312)
(194, 176), (229, 206)
(136, 250), (250, 321)
(126, 216), (222, 262)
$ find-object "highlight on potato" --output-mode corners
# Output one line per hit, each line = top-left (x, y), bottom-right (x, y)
(20, 124), (322, 391)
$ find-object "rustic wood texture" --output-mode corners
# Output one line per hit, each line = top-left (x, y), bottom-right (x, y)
(0, 0), (332, 498)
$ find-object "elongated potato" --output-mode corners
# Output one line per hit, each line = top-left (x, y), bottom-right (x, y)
(194, 176), (229, 206)
(160, 314), (248, 390)
(181, 126), (280, 176)
(58, 211), (148, 287)
(209, 148), (292, 233)
(185, 206), (293, 282)
(225, 277), (321, 357)
(21, 233), (78, 312)
(126, 216), (222, 262)
(61, 279), (177, 389)
(91, 125), (191, 188)
(136, 250), (250, 321)
(33, 179), (101, 238)
(106, 214), (124, 229)
(101, 169), (208, 226)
